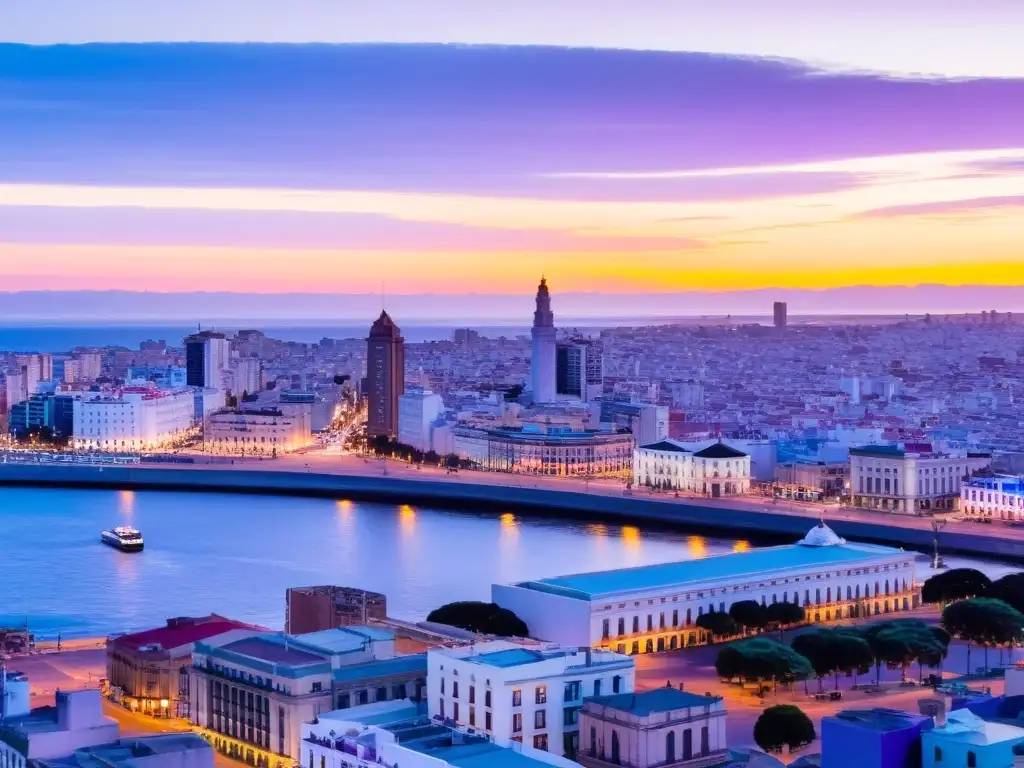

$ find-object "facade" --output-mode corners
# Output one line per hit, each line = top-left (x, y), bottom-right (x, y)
(204, 407), (312, 456)
(4, 370), (28, 408)
(397, 389), (444, 451)
(556, 340), (603, 402)
(427, 641), (634, 761)
(366, 312), (405, 439)
(453, 424), (634, 477)
(106, 615), (253, 717)
(7, 394), (50, 437)
(63, 352), (102, 384)
(301, 699), (572, 768)
(493, 524), (918, 655)
(232, 358), (264, 396)
(72, 388), (195, 452)
(961, 473), (1024, 521)
(774, 460), (847, 501)
(284, 586), (387, 635)
(820, 708), (931, 768)
(185, 332), (229, 390)
(0, 690), (118, 764)
(773, 301), (787, 329)
(531, 278), (557, 404)
(599, 401), (668, 447)
(849, 444), (992, 514)
(185, 627), (427, 766)
(633, 440), (751, 496)
(577, 688), (727, 768)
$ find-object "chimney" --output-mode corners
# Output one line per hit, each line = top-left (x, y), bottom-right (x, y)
(919, 696), (947, 728)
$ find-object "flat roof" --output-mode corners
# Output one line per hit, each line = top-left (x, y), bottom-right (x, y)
(331, 654), (427, 683)
(466, 648), (546, 669)
(517, 541), (903, 600)
(221, 636), (325, 666)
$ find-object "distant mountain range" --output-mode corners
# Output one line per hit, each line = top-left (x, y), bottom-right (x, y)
(0, 285), (1020, 323)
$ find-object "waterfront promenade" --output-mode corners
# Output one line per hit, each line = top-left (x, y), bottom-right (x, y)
(3, 451), (1024, 561)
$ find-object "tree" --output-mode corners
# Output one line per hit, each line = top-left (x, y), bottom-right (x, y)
(265, 380), (277, 390)
(333, 374), (350, 386)
(988, 573), (1024, 614)
(696, 612), (741, 642)
(921, 568), (991, 606)
(754, 705), (816, 754)
(766, 602), (806, 640)
(942, 597), (1024, 674)
(714, 638), (812, 692)
(729, 600), (769, 634)
(832, 632), (875, 688)
(503, 384), (524, 401)
(426, 601), (529, 637)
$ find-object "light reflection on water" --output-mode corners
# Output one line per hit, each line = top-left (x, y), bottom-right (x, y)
(0, 487), (1015, 638)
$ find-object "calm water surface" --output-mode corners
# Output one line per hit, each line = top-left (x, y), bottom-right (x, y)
(0, 488), (1014, 639)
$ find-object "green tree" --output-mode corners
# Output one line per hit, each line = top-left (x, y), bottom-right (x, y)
(729, 600), (769, 634)
(921, 568), (991, 606)
(714, 638), (812, 693)
(753, 705), (816, 754)
(988, 573), (1024, 614)
(426, 601), (529, 637)
(791, 631), (836, 693)
(942, 597), (1024, 674)
(696, 612), (741, 642)
(832, 632), (875, 688)
(333, 374), (350, 386)
(765, 601), (806, 640)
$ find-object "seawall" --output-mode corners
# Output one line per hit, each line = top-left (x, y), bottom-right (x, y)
(2, 462), (1023, 562)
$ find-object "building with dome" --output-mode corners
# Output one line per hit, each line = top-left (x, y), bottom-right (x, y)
(492, 523), (918, 654)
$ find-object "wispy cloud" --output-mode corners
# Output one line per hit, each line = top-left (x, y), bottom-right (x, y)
(856, 195), (1024, 219)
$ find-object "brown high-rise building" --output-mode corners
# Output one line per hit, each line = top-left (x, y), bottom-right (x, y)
(773, 301), (788, 330)
(366, 310), (405, 438)
(285, 586), (388, 634)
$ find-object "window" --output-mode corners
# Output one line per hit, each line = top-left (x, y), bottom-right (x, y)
(453, 702), (459, 722)
(485, 711), (492, 731)
(594, 679), (602, 697)
(564, 681), (581, 701)
(617, 618), (625, 636)
(535, 710), (547, 729)
(602, 619), (610, 639)
(452, 681), (459, 699)
(633, 616), (640, 633)
(536, 685), (547, 704)
(311, 682), (322, 692)
(512, 713), (523, 733)
(337, 693), (350, 709)
(439, 699), (445, 718)
(967, 751), (976, 768)
(469, 707), (476, 727)
(564, 706), (579, 726)
(533, 734), (548, 751)
(441, 678), (445, 695)
(376, 686), (387, 701)
(512, 689), (522, 707)
(469, 685), (475, 704)
(612, 675), (621, 693)
(672, 609), (679, 627)
(660, 612), (666, 629)
(485, 689), (492, 707)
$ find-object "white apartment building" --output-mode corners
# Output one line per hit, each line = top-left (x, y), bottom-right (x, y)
(632, 440), (751, 497)
(578, 688), (727, 768)
(204, 337), (231, 390)
(849, 444), (992, 514)
(494, 524), (918, 655)
(4, 371), (28, 408)
(77, 352), (103, 382)
(397, 389), (444, 451)
(73, 388), (195, 452)
(428, 641), (634, 761)
(231, 358), (264, 396)
(204, 407), (313, 456)
(961, 474), (1024, 521)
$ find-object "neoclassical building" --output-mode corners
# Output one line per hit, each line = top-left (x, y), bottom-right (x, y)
(453, 424), (634, 477)
(633, 439), (751, 496)
(494, 523), (918, 655)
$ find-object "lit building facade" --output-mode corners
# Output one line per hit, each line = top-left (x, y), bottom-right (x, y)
(961, 474), (1024, 521)
(397, 389), (444, 451)
(186, 627), (426, 766)
(366, 312), (405, 439)
(72, 388), (195, 452)
(556, 339), (603, 401)
(531, 278), (557, 404)
(599, 401), (668, 447)
(231, 358), (264, 396)
(185, 332), (229, 390)
(850, 445), (992, 514)
(428, 641), (634, 760)
(204, 407), (312, 456)
(453, 425), (634, 477)
(633, 440), (751, 496)
(578, 688), (727, 768)
(493, 524), (918, 655)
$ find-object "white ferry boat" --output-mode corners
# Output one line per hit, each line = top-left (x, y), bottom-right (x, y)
(101, 526), (144, 552)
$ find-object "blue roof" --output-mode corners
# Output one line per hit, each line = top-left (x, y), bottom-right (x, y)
(296, 627), (393, 654)
(519, 541), (901, 600)
(412, 741), (556, 768)
(466, 648), (546, 668)
(590, 688), (721, 715)
(331, 654), (427, 683)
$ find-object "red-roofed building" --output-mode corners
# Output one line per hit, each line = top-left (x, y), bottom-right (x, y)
(106, 615), (259, 717)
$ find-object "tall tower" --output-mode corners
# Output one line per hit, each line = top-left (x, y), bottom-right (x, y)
(773, 301), (788, 330)
(366, 311), (405, 438)
(531, 277), (557, 403)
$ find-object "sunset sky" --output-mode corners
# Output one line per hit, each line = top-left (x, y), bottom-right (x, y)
(1, 2), (1022, 311)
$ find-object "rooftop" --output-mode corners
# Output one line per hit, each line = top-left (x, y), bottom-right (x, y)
(466, 648), (547, 669)
(331, 654), (427, 683)
(827, 708), (930, 732)
(925, 710), (1024, 747)
(640, 440), (690, 454)
(588, 687), (722, 716)
(693, 442), (748, 459)
(220, 636), (325, 666)
(110, 616), (252, 654)
(36, 735), (211, 768)
(517, 527), (903, 600)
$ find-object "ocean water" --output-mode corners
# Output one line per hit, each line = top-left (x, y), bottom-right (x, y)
(0, 324), (534, 352)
